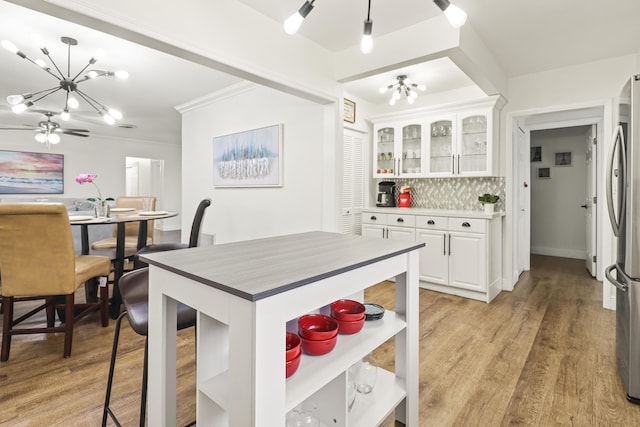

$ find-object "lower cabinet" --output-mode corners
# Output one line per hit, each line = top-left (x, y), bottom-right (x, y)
(363, 210), (502, 303)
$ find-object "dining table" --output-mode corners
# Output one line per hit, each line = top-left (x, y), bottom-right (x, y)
(69, 209), (178, 319)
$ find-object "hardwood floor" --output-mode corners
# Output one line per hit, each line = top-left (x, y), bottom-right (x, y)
(1, 254), (639, 426)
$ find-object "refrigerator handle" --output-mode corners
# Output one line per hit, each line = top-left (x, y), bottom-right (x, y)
(605, 264), (628, 292)
(606, 125), (626, 237)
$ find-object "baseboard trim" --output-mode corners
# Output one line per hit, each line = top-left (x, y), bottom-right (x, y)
(531, 246), (586, 260)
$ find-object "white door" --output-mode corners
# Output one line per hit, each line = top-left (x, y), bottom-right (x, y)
(416, 229), (448, 285)
(517, 124), (530, 273)
(341, 130), (365, 235)
(449, 232), (486, 292)
(585, 124), (597, 276)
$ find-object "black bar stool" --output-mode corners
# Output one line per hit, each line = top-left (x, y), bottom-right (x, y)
(102, 267), (196, 426)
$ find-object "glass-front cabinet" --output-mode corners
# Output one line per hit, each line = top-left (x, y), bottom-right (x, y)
(373, 122), (424, 178)
(457, 110), (490, 176)
(426, 115), (455, 176)
(372, 95), (505, 178)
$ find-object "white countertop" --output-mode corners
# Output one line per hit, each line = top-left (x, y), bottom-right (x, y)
(360, 207), (505, 220)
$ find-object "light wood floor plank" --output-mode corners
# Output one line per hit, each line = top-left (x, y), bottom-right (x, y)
(2, 254), (640, 425)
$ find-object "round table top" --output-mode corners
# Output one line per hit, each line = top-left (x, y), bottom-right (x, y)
(68, 210), (178, 224)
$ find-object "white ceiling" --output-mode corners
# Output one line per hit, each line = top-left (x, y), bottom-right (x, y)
(1, 0), (640, 144)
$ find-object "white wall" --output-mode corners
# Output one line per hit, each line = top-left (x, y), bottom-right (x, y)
(180, 85), (325, 244)
(530, 126), (589, 259)
(0, 132), (182, 229)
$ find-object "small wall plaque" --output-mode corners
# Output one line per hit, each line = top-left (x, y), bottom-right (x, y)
(343, 98), (356, 124)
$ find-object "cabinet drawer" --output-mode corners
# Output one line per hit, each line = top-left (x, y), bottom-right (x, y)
(415, 215), (447, 230)
(362, 212), (388, 225)
(388, 214), (415, 228)
(448, 217), (487, 233)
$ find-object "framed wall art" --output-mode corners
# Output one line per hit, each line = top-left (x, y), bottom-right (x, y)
(213, 124), (283, 187)
(0, 150), (64, 194)
(538, 167), (551, 179)
(531, 146), (542, 162)
(344, 98), (356, 124)
(555, 151), (572, 166)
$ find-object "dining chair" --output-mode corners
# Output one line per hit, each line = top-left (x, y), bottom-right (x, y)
(102, 267), (196, 427)
(135, 198), (211, 265)
(91, 196), (156, 254)
(0, 203), (112, 361)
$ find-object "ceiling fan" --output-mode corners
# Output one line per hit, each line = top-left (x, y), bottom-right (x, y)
(0, 111), (89, 146)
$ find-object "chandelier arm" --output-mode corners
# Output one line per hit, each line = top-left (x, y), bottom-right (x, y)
(72, 61), (95, 82)
(42, 52), (66, 80)
(30, 87), (64, 104)
(74, 89), (106, 114)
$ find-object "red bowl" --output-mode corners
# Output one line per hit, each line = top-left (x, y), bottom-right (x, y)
(334, 316), (365, 335)
(286, 352), (301, 378)
(330, 299), (366, 321)
(286, 332), (301, 362)
(298, 314), (339, 341)
(301, 335), (337, 356)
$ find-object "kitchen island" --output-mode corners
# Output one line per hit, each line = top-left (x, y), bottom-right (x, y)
(140, 231), (423, 426)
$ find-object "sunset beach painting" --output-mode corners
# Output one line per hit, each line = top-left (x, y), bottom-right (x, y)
(0, 150), (64, 194)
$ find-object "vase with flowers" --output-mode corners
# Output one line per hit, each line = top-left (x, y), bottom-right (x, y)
(76, 173), (114, 218)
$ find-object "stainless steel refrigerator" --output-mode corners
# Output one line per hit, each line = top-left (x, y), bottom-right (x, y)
(606, 74), (640, 403)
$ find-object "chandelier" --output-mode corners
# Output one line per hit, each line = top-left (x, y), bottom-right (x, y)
(284, 0), (467, 54)
(379, 75), (426, 106)
(1, 35), (128, 125)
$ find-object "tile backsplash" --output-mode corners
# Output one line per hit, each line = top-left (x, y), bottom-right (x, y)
(382, 177), (505, 211)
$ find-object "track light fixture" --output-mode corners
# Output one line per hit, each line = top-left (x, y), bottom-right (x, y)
(379, 75), (426, 106)
(433, 0), (467, 28)
(284, 0), (467, 50)
(361, 0), (373, 54)
(1, 35), (128, 124)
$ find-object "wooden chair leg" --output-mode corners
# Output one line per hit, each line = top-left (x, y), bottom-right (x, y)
(63, 293), (74, 358)
(45, 296), (55, 328)
(100, 282), (109, 327)
(1, 296), (14, 362)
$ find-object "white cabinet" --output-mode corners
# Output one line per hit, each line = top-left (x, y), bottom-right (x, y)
(361, 212), (415, 241)
(372, 96), (505, 178)
(362, 209), (503, 303)
(373, 122), (424, 178)
(415, 215), (501, 303)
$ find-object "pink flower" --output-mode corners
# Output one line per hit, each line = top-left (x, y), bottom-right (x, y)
(75, 173), (112, 202)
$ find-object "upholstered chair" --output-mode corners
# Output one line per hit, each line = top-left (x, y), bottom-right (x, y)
(0, 203), (112, 361)
(91, 196), (156, 253)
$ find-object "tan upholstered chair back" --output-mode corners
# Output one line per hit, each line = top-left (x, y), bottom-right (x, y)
(112, 196), (156, 239)
(0, 203), (76, 297)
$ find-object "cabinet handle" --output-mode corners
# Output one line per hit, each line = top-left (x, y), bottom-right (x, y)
(370, 216), (377, 221)
(457, 154), (461, 174)
(452, 155), (455, 173)
(448, 234), (452, 255)
(397, 218), (404, 223)
(462, 222), (471, 227)
(427, 220), (435, 225)
(443, 234), (446, 255)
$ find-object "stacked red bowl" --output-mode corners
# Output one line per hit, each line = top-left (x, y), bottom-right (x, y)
(286, 332), (302, 378)
(298, 314), (338, 356)
(330, 299), (365, 335)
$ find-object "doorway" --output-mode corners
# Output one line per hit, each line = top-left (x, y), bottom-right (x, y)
(125, 157), (165, 209)
(512, 106), (605, 284)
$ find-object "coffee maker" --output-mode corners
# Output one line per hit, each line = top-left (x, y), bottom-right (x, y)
(376, 181), (396, 207)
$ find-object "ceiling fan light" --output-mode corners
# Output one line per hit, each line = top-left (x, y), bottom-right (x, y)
(444, 4), (467, 28)
(35, 133), (47, 143)
(47, 133), (61, 144)
(108, 108), (123, 120)
(1, 39), (18, 54)
(67, 96), (79, 109)
(6, 94), (24, 105)
(61, 109), (70, 121)
(114, 70), (129, 79)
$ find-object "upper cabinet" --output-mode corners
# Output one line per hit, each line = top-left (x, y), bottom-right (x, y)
(372, 95), (506, 178)
(373, 121), (424, 178)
